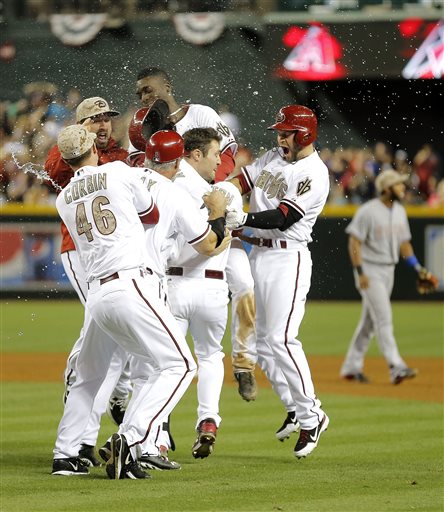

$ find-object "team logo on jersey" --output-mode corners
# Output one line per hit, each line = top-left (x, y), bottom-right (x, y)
(297, 178), (312, 196)
(216, 122), (231, 138)
(256, 170), (288, 200)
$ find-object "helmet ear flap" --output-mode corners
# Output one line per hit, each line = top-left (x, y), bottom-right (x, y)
(295, 128), (311, 146)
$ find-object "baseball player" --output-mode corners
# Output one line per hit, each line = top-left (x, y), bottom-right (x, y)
(226, 105), (330, 459)
(129, 67), (258, 401)
(51, 125), (197, 479)
(340, 169), (437, 384)
(162, 127), (233, 459)
(90, 131), (230, 470)
(134, 130), (231, 468)
(45, 97), (130, 465)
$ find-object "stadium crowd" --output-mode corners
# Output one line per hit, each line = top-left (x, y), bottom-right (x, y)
(1, 81), (443, 208)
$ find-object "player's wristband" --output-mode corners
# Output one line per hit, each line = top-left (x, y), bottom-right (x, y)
(208, 217), (226, 247)
(355, 265), (363, 276)
(405, 255), (422, 272)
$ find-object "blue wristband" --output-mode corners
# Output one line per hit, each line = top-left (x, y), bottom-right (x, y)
(405, 255), (419, 268)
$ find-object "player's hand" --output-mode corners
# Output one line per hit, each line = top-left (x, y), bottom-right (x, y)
(203, 189), (228, 216)
(358, 274), (370, 290)
(81, 117), (94, 131)
(225, 208), (248, 230)
(209, 229), (232, 256)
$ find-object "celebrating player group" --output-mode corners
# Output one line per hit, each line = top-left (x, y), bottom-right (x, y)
(48, 66), (435, 480)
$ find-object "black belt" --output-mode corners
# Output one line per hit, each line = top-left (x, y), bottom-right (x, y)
(99, 268), (153, 286)
(166, 267), (224, 280)
(237, 234), (287, 249)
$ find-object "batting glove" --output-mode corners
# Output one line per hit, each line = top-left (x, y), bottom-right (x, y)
(225, 208), (248, 230)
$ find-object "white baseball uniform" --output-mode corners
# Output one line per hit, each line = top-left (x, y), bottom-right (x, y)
(133, 167), (219, 455)
(53, 160), (196, 461)
(82, 167), (221, 456)
(129, 104), (256, 373)
(128, 103), (238, 160)
(239, 148), (329, 429)
(167, 158), (230, 428)
(340, 198), (412, 377)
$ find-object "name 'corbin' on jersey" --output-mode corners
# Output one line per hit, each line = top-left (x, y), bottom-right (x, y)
(64, 173), (107, 204)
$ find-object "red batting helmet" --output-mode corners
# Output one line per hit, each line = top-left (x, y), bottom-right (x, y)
(268, 105), (317, 147)
(128, 99), (171, 152)
(145, 130), (184, 164)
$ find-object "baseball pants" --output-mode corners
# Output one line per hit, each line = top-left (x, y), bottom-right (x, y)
(54, 268), (196, 460)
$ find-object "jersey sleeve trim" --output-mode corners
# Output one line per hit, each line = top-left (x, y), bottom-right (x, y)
(280, 198), (305, 217)
(188, 224), (211, 245)
(220, 140), (238, 154)
(239, 167), (254, 194)
(138, 197), (154, 217)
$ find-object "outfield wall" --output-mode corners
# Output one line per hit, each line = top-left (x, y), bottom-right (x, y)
(1, 204), (442, 300)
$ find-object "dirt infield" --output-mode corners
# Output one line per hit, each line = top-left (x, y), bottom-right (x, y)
(1, 353), (442, 403)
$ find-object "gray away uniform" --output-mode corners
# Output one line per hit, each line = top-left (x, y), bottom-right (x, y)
(340, 198), (412, 377)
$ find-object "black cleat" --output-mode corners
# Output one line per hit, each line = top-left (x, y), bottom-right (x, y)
(106, 396), (128, 426)
(294, 414), (329, 459)
(52, 457), (89, 476)
(98, 440), (111, 463)
(276, 411), (300, 441)
(139, 453), (181, 471)
(106, 433), (149, 480)
(78, 444), (101, 467)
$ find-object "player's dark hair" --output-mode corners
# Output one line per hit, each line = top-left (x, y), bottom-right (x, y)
(137, 67), (171, 85)
(183, 128), (222, 157)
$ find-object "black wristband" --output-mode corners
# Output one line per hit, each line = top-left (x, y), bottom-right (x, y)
(208, 217), (226, 247)
(355, 265), (363, 276)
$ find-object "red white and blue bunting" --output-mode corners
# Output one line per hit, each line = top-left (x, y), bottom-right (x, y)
(49, 14), (107, 47)
(173, 13), (225, 46)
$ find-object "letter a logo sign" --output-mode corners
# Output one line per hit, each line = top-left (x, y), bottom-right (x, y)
(275, 24), (346, 81)
(402, 20), (444, 79)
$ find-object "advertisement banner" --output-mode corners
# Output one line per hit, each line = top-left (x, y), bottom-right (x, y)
(0, 222), (72, 292)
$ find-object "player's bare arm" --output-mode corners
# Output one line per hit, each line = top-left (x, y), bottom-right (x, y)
(193, 189), (230, 255)
(348, 235), (369, 289)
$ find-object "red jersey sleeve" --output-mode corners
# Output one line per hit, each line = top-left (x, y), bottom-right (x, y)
(44, 144), (73, 190)
(214, 148), (236, 183)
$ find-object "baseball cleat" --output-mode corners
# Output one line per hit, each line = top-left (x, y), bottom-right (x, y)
(294, 414), (329, 459)
(139, 453), (181, 471)
(192, 419), (217, 459)
(234, 371), (257, 402)
(106, 396), (129, 426)
(390, 366), (418, 385)
(276, 411), (300, 441)
(78, 444), (101, 467)
(98, 440), (111, 463)
(343, 372), (370, 384)
(106, 433), (149, 480)
(52, 457), (89, 476)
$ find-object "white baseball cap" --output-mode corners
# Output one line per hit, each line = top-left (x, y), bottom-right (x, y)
(375, 169), (408, 194)
(75, 96), (120, 123)
(57, 125), (97, 160)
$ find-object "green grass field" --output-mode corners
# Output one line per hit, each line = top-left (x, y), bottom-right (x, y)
(1, 300), (443, 512)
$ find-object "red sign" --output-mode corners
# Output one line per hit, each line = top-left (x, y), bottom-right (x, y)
(275, 24), (346, 81)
